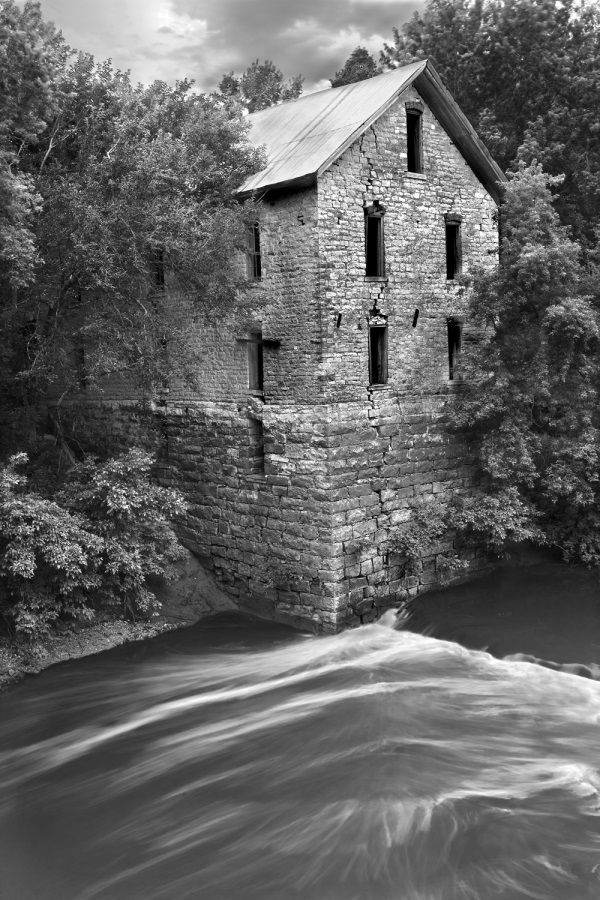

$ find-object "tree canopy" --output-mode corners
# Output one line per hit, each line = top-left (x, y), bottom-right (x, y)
(0, 2), (264, 455)
(218, 59), (303, 112)
(378, 0), (600, 565)
(451, 164), (600, 565)
(330, 47), (378, 88)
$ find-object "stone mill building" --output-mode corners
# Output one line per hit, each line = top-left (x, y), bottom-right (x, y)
(93, 60), (506, 631)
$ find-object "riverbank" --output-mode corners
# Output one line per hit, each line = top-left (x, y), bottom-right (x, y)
(0, 618), (175, 691)
(0, 554), (236, 692)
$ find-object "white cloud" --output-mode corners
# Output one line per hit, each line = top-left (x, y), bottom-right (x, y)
(30, 0), (421, 91)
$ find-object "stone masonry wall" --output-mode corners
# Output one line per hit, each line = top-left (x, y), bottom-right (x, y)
(314, 84), (499, 626)
(56, 85), (500, 632)
(56, 186), (349, 631)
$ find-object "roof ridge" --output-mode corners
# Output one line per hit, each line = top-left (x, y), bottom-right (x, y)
(237, 60), (506, 203)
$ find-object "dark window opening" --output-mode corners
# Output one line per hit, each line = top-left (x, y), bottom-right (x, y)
(246, 223), (261, 280)
(446, 222), (462, 279)
(248, 418), (265, 475)
(369, 326), (388, 385)
(412, 308), (419, 328)
(365, 209), (385, 277)
(447, 318), (462, 381)
(248, 331), (264, 391)
(407, 110), (423, 173)
(153, 250), (165, 289)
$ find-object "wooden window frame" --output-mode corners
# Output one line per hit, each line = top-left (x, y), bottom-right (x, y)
(406, 109), (423, 174)
(364, 203), (385, 278)
(246, 223), (262, 281)
(445, 219), (462, 280)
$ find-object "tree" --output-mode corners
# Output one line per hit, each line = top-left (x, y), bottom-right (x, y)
(0, 0), (65, 290)
(381, 0), (600, 247)
(0, 449), (187, 637)
(451, 163), (600, 565)
(0, 31), (265, 454)
(330, 47), (378, 88)
(218, 59), (303, 112)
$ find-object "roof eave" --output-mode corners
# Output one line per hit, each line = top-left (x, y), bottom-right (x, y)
(235, 60), (507, 205)
(414, 62), (506, 204)
(237, 171), (317, 201)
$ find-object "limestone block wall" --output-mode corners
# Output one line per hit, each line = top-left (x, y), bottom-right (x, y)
(311, 84), (499, 625)
(52, 85), (500, 633)
(234, 186), (326, 406)
(317, 85), (498, 399)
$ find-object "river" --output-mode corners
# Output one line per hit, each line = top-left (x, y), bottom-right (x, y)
(1, 563), (600, 899)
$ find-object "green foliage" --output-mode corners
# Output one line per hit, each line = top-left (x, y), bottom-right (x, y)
(381, 0), (600, 246)
(454, 163), (600, 565)
(330, 47), (378, 88)
(219, 59), (303, 112)
(0, 450), (187, 637)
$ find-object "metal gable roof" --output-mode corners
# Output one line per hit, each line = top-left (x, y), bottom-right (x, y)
(236, 60), (506, 204)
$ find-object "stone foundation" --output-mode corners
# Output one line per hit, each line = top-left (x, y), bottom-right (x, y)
(58, 392), (488, 633)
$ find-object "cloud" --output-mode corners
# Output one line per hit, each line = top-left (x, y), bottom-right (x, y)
(33, 0), (421, 92)
(172, 0), (421, 90)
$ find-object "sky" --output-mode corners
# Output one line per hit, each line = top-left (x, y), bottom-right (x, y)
(32, 0), (423, 94)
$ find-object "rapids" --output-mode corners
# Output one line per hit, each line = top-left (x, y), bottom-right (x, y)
(1, 564), (600, 899)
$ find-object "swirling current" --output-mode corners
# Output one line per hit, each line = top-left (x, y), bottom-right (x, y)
(1, 564), (600, 899)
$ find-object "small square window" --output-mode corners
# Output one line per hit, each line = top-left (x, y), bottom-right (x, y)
(246, 223), (261, 280)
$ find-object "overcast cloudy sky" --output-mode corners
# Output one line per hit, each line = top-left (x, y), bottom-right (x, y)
(33, 0), (423, 94)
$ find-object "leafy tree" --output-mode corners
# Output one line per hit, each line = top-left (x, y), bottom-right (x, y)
(0, 450), (187, 637)
(26, 63), (263, 388)
(381, 0), (600, 246)
(0, 20), (265, 455)
(330, 47), (378, 88)
(452, 163), (600, 565)
(0, 0), (65, 290)
(56, 449), (187, 617)
(218, 59), (303, 112)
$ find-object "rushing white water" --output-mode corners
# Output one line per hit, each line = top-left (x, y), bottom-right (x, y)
(2, 594), (600, 900)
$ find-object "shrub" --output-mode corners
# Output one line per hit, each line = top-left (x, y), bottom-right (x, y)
(0, 450), (187, 638)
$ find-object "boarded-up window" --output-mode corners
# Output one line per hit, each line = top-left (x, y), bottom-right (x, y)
(446, 221), (462, 279)
(365, 204), (385, 277)
(246, 223), (261, 280)
(248, 418), (265, 475)
(447, 318), (462, 380)
(248, 331), (264, 391)
(407, 110), (423, 173)
(369, 326), (388, 384)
